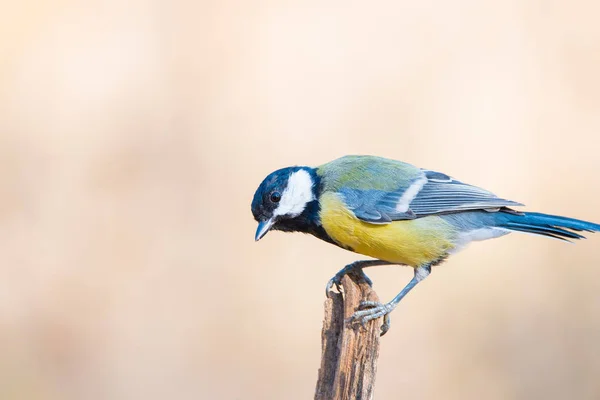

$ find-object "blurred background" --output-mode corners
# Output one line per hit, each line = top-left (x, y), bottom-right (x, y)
(1, 1), (600, 399)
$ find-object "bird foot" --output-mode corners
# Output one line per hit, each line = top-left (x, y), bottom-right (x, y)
(325, 270), (373, 298)
(348, 300), (393, 336)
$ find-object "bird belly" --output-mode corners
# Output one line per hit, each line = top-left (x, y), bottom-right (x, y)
(319, 192), (456, 266)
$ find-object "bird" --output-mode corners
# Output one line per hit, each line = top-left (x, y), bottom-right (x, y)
(251, 155), (600, 335)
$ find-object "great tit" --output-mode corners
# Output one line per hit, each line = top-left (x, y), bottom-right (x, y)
(251, 155), (600, 335)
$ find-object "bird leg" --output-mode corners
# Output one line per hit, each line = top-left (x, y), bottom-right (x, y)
(349, 264), (431, 335)
(325, 260), (392, 298)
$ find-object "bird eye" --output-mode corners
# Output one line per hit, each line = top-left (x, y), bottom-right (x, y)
(270, 191), (281, 203)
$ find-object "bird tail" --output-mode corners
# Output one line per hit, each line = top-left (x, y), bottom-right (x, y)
(496, 211), (600, 241)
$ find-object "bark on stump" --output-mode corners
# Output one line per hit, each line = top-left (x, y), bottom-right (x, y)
(315, 272), (381, 400)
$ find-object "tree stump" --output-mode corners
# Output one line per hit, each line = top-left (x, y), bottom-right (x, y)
(315, 272), (381, 400)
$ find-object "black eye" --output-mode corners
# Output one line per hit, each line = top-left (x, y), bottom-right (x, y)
(270, 191), (281, 203)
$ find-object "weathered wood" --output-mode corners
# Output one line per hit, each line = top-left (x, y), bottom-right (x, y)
(315, 272), (381, 400)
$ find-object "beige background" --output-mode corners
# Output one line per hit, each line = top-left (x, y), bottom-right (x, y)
(2, 1), (600, 399)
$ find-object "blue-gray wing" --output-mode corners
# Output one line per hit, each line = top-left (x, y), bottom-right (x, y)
(340, 169), (523, 223)
(338, 186), (419, 223)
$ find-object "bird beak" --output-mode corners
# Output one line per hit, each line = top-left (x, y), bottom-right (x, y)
(255, 218), (274, 241)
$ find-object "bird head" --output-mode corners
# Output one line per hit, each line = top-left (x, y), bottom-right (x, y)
(251, 166), (318, 241)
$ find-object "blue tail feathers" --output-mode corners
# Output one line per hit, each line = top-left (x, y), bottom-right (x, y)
(497, 211), (600, 241)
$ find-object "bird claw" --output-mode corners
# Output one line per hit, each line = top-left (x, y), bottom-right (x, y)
(381, 314), (391, 336)
(325, 269), (373, 298)
(348, 301), (394, 336)
(325, 275), (343, 298)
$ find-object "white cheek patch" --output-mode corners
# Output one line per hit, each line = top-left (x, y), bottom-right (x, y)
(273, 170), (315, 218)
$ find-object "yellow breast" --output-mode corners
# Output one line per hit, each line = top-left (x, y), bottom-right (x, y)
(319, 192), (456, 267)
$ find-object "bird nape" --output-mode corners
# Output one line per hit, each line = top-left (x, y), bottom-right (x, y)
(251, 155), (600, 336)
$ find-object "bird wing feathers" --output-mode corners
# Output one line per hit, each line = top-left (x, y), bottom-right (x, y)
(317, 156), (523, 224)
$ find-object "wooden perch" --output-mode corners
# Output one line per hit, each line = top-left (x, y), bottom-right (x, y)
(315, 272), (381, 400)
